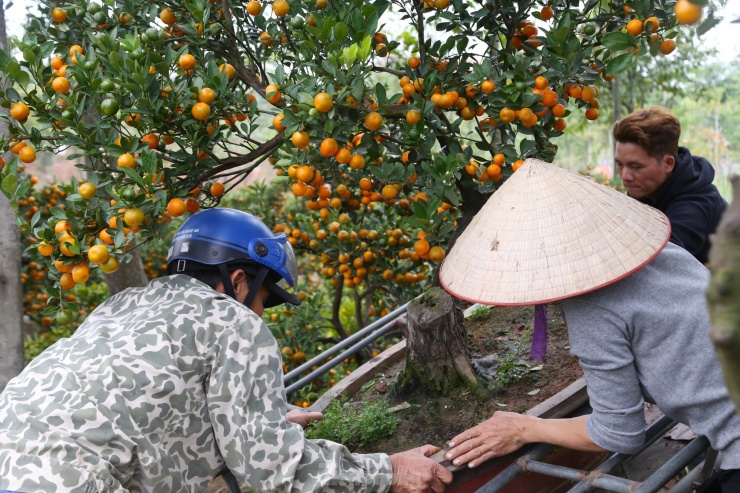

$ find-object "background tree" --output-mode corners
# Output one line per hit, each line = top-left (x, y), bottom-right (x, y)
(0, 0), (25, 392)
(0, 0), (726, 392)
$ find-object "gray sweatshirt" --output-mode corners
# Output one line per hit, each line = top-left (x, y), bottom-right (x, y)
(561, 242), (740, 468)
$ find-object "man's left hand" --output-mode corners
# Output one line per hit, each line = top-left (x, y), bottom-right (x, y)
(287, 409), (324, 428)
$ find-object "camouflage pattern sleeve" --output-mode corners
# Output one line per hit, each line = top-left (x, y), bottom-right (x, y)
(209, 308), (393, 493)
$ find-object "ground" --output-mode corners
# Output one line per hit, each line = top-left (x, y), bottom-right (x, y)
(205, 302), (583, 491)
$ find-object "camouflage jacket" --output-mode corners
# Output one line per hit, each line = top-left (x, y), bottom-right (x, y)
(0, 275), (392, 493)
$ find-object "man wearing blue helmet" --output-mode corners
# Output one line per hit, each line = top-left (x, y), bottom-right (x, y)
(0, 208), (452, 493)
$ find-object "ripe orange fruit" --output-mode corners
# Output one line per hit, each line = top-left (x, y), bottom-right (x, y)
(72, 263), (90, 284)
(273, 113), (286, 131)
(542, 90), (558, 107)
(585, 107), (599, 120)
(259, 31), (274, 46)
(512, 159), (525, 172)
(408, 56), (421, 69)
(167, 198), (187, 217)
(265, 83), (281, 104)
(59, 273), (76, 290)
(349, 154), (365, 169)
(335, 148), (351, 164)
(100, 256), (119, 274)
(554, 118), (567, 131)
(55, 220), (72, 234)
(552, 103), (566, 117)
(54, 259), (75, 273)
(198, 88), (216, 104)
(534, 76), (548, 90)
(38, 242), (54, 256)
(179, 54), (196, 70)
(660, 39), (676, 55)
(314, 92), (333, 113)
(487, 163), (501, 177)
(480, 79), (495, 94)
(493, 153), (505, 166)
(414, 239), (430, 255)
(429, 246), (445, 262)
(364, 111), (383, 131)
(88, 244), (110, 265)
(160, 8), (177, 25)
(52, 77), (70, 93)
(626, 19), (644, 36)
(518, 108), (534, 122)
(59, 233), (78, 257)
(295, 165), (315, 183)
(247, 0), (262, 15)
(219, 63), (236, 79)
(51, 7), (68, 22)
(540, 5), (553, 21)
(580, 85), (597, 103)
(99, 229), (114, 245)
(381, 184), (397, 199)
(117, 153), (136, 168)
(499, 107), (516, 123)
(141, 133), (159, 149)
(123, 208), (145, 227)
(291, 130), (310, 148)
(69, 45), (84, 57)
(645, 16), (659, 32)
(78, 182), (96, 199)
(319, 138), (339, 157)
(404, 109), (422, 125)
(185, 198), (200, 213)
(18, 146), (36, 163)
(50, 56), (64, 70)
(191, 102), (211, 120)
(210, 182), (225, 197)
(674, 0), (701, 25)
(273, 0), (289, 16)
(10, 102), (30, 121)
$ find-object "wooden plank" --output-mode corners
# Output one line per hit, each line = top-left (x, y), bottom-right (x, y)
(525, 377), (588, 419)
(308, 340), (407, 413)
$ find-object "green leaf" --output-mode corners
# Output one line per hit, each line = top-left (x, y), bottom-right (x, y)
(119, 165), (144, 186)
(696, 16), (722, 37)
(604, 53), (635, 77)
(4, 60), (21, 79)
(2, 174), (18, 196)
(22, 48), (36, 64)
(375, 83), (387, 106)
(333, 22), (349, 42)
(601, 32), (635, 51)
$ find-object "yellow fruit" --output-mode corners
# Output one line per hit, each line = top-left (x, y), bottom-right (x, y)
(87, 244), (110, 265)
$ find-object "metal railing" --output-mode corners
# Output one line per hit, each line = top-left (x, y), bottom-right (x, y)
(283, 300), (412, 395)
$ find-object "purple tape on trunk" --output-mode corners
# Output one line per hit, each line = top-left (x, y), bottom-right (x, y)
(531, 304), (548, 362)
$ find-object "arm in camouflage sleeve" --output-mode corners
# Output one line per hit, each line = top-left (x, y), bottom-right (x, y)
(206, 309), (393, 493)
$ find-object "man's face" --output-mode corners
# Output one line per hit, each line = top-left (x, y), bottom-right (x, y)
(615, 142), (675, 200)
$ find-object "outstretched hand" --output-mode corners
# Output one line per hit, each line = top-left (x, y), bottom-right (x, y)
(286, 409), (324, 428)
(445, 411), (531, 468)
(390, 444), (453, 493)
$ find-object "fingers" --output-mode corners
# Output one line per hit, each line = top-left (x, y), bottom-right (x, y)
(434, 464), (454, 484)
(418, 444), (441, 457)
(305, 411), (324, 422)
(448, 427), (477, 448)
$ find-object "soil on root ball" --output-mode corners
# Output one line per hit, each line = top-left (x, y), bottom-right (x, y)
(352, 302), (583, 454)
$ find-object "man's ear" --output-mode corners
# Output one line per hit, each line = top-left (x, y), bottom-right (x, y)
(230, 269), (248, 301)
(663, 154), (676, 174)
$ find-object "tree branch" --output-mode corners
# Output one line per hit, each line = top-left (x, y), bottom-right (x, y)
(194, 133), (284, 183)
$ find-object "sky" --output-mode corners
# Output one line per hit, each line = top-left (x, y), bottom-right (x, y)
(4, 1), (739, 61)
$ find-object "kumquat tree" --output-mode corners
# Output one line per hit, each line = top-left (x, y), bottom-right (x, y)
(0, 0), (725, 332)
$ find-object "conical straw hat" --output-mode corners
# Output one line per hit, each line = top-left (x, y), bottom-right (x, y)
(439, 159), (671, 305)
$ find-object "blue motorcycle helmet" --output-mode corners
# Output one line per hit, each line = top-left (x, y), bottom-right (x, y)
(166, 208), (300, 309)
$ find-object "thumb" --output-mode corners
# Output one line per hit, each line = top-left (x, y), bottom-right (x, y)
(434, 464), (454, 484)
(416, 444), (441, 457)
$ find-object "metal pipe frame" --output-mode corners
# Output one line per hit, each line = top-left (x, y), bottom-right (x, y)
(283, 301), (411, 383)
(633, 436), (710, 493)
(522, 460), (638, 493)
(475, 444), (555, 493)
(567, 416), (677, 493)
(668, 447), (718, 493)
(285, 318), (399, 394)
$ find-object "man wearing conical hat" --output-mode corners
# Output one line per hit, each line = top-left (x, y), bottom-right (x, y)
(439, 159), (740, 492)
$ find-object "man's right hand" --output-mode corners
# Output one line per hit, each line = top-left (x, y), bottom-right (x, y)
(389, 445), (453, 493)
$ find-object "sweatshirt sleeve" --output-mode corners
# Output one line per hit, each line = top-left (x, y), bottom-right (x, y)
(664, 201), (710, 262)
(560, 299), (646, 454)
(206, 311), (393, 493)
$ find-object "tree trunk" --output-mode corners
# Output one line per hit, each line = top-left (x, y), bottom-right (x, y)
(398, 287), (478, 395)
(707, 176), (740, 413)
(105, 245), (149, 296)
(0, 1), (24, 392)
